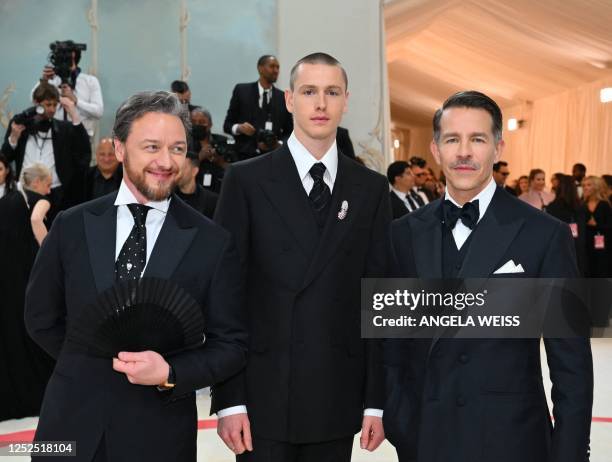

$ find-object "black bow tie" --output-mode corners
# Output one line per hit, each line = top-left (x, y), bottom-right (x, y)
(442, 199), (480, 229)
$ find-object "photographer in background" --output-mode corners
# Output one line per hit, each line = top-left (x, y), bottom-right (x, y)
(223, 54), (293, 160)
(33, 40), (103, 139)
(192, 106), (231, 194)
(171, 80), (197, 112)
(2, 81), (91, 220)
(175, 150), (218, 219)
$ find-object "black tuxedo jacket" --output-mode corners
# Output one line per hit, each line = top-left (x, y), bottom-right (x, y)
(336, 126), (356, 159)
(383, 187), (593, 462)
(223, 82), (293, 158)
(389, 191), (411, 219)
(2, 118), (91, 205)
(25, 193), (248, 462)
(211, 145), (390, 443)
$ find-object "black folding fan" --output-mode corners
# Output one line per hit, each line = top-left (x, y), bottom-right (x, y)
(67, 278), (205, 358)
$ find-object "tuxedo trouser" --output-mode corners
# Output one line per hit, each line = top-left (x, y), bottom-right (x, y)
(236, 436), (353, 462)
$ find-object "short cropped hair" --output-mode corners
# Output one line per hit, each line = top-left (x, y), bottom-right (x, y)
(433, 91), (502, 143)
(387, 161), (410, 186)
(112, 91), (191, 143)
(493, 161), (508, 172)
(171, 80), (190, 93)
(289, 52), (348, 91)
(257, 55), (277, 67)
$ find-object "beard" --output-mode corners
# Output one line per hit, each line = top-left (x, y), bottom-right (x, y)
(123, 151), (178, 201)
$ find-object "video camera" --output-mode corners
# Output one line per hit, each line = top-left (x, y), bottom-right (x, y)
(48, 40), (87, 88)
(191, 126), (238, 163)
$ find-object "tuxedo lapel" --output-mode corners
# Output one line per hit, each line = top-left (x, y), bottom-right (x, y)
(84, 194), (118, 293)
(301, 155), (366, 290)
(259, 146), (319, 257)
(411, 200), (443, 278)
(144, 197), (197, 280)
(458, 188), (524, 278)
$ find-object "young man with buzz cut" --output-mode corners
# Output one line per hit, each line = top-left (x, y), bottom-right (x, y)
(213, 52), (390, 462)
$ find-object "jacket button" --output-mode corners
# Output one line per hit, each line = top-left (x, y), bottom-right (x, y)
(456, 396), (466, 407)
(459, 353), (469, 364)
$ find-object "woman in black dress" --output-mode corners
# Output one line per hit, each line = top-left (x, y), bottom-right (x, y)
(546, 174), (586, 275)
(581, 176), (612, 277)
(0, 153), (16, 198)
(0, 164), (54, 420)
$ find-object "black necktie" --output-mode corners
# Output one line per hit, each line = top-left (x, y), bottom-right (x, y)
(410, 189), (425, 207)
(405, 194), (417, 211)
(309, 163), (331, 227)
(442, 199), (480, 229)
(115, 204), (151, 281)
(262, 89), (271, 113)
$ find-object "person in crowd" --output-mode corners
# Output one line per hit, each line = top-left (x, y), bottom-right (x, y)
(423, 167), (444, 199)
(515, 174), (529, 196)
(492, 160), (516, 196)
(519, 168), (555, 210)
(0, 163), (54, 422)
(550, 172), (564, 194)
(383, 90), (593, 462)
(20, 164), (52, 246)
(387, 160), (418, 219)
(175, 150), (218, 219)
(223, 55), (293, 160)
(24, 91), (248, 461)
(84, 137), (122, 201)
(581, 175), (612, 277)
(2, 81), (91, 220)
(409, 155), (432, 203)
(171, 80), (197, 112)
(34, 42), (103, 140)
(572, 163), (587, 198)
(546, 174), (586, 275)
(213, 52), (388, 462)
(191, 106), (229, 194)
(0, 153), (16, 198)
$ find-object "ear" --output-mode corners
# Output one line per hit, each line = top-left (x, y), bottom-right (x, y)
(430, 140), (441, 166)
(343, 90), (349, 114)
(113, 138), (125, 163)
(284, 89), (294, 114)
(494, 139), (505, 163)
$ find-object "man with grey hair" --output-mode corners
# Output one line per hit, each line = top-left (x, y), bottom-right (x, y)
(25, 90), (248, 461)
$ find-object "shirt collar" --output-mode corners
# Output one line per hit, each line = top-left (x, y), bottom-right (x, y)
(391, 187), (408, 198)
(287, 132), (338, 184)
(114, 179), (170, 213)
(257, 82), (273, 97)
(445, 176), (497, 223)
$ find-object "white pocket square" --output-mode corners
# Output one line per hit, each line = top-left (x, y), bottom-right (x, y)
(493, 259), (525, 274)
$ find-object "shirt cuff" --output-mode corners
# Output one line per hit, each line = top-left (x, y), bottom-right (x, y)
(231, 123), (240, 136)
(217, 405), (248, 418)
(364, 408), (383, 418)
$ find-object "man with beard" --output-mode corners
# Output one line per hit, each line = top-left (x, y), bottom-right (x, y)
(223, 55), (293, 160)
(2, 81), (91, 218)
(25, 91), (248, 461)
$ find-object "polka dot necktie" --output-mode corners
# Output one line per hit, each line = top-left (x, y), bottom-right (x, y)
(115, 204), (151, 281)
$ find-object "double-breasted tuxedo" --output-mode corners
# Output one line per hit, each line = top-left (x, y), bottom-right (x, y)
(211, 144), (390, 444)
(25, 193), (248, 461)
(223, 82), (293, 159)
(383, 187), (593, 462)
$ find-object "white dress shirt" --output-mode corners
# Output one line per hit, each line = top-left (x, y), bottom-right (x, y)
(217, 132), (383, 419)
(22, 129), (61, 188)
(444, 177), (497, 250)
(412, 186), (429, 205)
(287, 132), (337, 194)
(114, 180), (170, 273)
(392, 187), (417, 212)
(0, 184), (5, 198)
